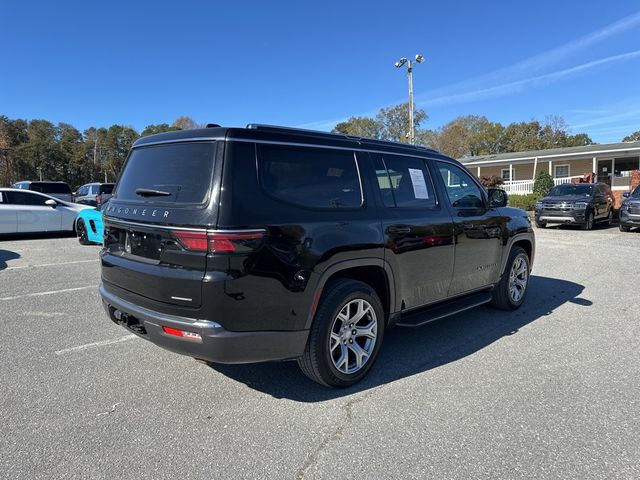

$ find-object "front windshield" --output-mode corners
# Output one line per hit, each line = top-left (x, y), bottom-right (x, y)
(548, 184), (594, 197)
(631, 185), (640, 198)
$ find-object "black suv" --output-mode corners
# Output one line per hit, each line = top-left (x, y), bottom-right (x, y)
(100, 125), (535, 387)
(619, 184), (640, 232)
(534, 182), (614, 230)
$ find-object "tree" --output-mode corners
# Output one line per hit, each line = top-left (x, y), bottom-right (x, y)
(172, 116), (200, 130)
(376, 102), (427, 143)
(622, 131), (640, 142)
(533, 171), (554, 196)
(141, 123), (180, 137)
(101, 125), (139, 181)
(333, 116), (383, 139)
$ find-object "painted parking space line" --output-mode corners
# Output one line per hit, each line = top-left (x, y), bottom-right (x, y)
(0, 285), (98, 301)
(55, 335), (138, 356)
(4, 259), (98, 271)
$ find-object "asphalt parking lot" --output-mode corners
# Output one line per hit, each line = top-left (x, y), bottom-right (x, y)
(1, 225), (639, 479)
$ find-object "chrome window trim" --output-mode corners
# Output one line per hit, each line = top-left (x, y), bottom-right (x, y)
(103, 217), (266, 234)
(131, 136), (445, 163)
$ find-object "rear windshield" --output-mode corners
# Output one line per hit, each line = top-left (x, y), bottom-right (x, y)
(114, 143), (215, 204)
(548, 184), (593, 197)
(29, 182), (72, 194)
(99, 184), (115, 194)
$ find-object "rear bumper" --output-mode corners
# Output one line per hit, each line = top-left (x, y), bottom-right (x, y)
(99, 283), (308, 364)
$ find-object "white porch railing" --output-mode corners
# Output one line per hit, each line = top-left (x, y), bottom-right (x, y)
(502, 175), (586, 195)
(502, 180), (534, 195)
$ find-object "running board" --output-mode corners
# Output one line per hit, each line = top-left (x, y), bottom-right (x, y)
(395, 290), (493, 328)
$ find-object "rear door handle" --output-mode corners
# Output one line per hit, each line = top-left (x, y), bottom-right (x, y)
(387, 225), (411, 235)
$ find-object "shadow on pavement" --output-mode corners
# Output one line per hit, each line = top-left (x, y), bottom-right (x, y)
(0, 249), (21, 270)
(210, 275), (589, 402)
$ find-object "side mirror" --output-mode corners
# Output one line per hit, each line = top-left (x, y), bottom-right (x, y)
(45, 199), (57, 208)
(488, 188), (508, 208)
(623, 192), (630, 198)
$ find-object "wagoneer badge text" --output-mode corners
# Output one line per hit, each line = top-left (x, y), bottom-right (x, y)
(106, 205), (170, 218)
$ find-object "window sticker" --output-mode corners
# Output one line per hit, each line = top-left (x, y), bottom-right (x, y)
(408, 168), (429, 199)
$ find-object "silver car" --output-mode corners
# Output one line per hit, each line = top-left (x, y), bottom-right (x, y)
(0, 188), (91, 234)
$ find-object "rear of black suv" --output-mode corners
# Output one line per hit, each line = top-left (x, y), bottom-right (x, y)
(100, 127), (372, 366)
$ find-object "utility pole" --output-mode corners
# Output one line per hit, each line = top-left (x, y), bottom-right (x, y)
(394, 54), (425, 145)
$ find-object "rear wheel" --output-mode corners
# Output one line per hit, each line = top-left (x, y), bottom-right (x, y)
(76, 219), (90, 245)
(581, 210), (594, 230)
(298, 279), (384, 388)
(490, 246), (530, 311)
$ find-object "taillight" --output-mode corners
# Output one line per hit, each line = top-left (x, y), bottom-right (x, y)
(170, 230), (265, 253)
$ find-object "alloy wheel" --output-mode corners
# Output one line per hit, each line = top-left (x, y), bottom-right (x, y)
(329, 299), (378, 375)
(508, 255), (528, 303)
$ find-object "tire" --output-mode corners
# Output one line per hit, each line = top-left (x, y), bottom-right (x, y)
(581, 209), (594, 230)
(619, 224), (631, 232)
(534, 219), (546, 228)
(605, 208), (613, 227)
(490, 246), (530, 311)
(77, 219), (91, 245)
(298, 279), (384, 388)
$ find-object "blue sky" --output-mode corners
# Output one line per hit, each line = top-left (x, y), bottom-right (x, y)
(1, 1), (639, 143)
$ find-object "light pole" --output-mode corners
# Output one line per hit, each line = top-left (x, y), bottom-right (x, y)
(394, 54), (424, 144)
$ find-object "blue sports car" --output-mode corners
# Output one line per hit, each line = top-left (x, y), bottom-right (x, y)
(75, 206), (104, 245)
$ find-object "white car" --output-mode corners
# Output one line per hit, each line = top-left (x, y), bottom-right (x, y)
(0, 188), (92, 234)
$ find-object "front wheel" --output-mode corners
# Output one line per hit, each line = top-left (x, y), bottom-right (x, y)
(298, 279), (384, 388)
(76, 219), (91, 245)
(490, 246), (530, 311)
(581, 210), (594, 230)
(534, 219), (546, 228)
(619, 224), (631, 232)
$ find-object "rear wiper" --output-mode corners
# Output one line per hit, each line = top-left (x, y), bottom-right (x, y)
(135, 188), (172, 197)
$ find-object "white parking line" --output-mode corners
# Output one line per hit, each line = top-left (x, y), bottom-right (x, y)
(0, 285), (98, 301)
(5, 259), (98, 271)
(55, 335), (138, 356)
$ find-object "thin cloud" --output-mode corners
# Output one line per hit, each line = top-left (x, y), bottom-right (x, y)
(296, 11), (640, 131)
(422, 50), (640, 108)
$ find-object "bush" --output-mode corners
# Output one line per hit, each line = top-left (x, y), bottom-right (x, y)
(479, 174), (504, 188)
(508, 193), (541, 212)
(533, 171), (554, 196)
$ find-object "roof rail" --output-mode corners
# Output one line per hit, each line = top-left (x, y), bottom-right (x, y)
(246, 123), (439, 153)
(246, 123), (359, 140)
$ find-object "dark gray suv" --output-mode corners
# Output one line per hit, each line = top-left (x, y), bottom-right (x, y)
(619, 185), (640, 232)
(75, 182), (114, 207)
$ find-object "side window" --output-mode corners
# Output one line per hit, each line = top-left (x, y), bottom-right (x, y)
(5, 191), (49, 206)
(437, 162), (485, 209)
(375, 155), (437, 208)
(90, 185), (99, 195)
(258, 144), (362, 209)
